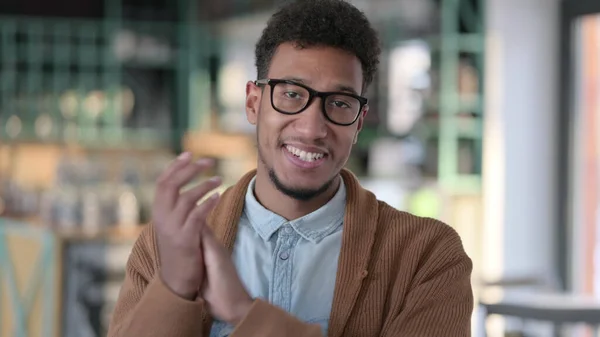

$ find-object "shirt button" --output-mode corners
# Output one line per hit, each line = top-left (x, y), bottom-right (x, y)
(284, 226), (293, 234)
(279, 251), (290, 260)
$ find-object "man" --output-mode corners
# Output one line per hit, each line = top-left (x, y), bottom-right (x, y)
(108, 0), (473, 336)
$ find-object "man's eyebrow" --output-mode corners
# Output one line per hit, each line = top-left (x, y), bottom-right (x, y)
(335, 85), (359, 95)
(280, 76), (359, 95)
(281, 76), (307, 83)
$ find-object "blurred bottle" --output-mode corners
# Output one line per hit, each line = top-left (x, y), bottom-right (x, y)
(117, 189), (139, 231)
(53, 155), (81, 232)
(81, 187), (102, 234)
(55, 186), (79, 232)
(116, 158), (141, 231)
(80, 156), (104, 234)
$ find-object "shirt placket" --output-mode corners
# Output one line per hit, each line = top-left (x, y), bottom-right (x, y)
(270, 223), (298, 311)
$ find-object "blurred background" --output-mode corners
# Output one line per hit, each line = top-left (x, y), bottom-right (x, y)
(0, 0), (596, 336)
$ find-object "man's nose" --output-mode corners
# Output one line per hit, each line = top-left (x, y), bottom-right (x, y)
(293, 99), (328, 139)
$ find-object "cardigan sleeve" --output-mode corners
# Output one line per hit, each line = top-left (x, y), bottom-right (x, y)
(229, 299), (324, 337)
(107, 225), (206, 337)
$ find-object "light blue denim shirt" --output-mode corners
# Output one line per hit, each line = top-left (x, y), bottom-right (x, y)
(209, 176), (346, 337)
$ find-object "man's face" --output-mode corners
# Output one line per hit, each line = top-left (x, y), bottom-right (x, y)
(245, 42), (367, 201)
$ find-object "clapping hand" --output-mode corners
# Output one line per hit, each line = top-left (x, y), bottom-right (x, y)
(200, 221), (254, 325)
(151, 152), (254, 325)
(152, 152), (221, 300)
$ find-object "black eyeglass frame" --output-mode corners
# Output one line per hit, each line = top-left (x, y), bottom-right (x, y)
(254, 78), (368, 126)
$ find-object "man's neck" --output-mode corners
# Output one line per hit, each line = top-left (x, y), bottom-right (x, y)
(253, 169), (341, 221)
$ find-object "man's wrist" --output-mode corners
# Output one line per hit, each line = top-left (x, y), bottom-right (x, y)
(159, 272), (198, 301)
(228, 297), (255, 326)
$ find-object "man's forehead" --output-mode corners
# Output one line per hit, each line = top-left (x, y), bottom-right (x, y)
(266, 44), (364, 93)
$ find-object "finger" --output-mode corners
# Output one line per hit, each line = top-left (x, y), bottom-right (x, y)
(169, 158), (214, 191)
(154, 152), (193, 210)
(182, 192), (221, 232)
(156, 157), (214, 210)
(170, 177), (222, 225)
(156, 152), (192, 183)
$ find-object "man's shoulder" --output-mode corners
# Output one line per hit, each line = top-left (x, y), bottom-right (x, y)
(376, 201), (458, 236)
(374, 201), (467, 259)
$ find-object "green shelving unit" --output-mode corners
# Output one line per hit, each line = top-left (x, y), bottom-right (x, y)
(376, 0), (485, 194)
(436, 0), (485, 194)
(0, 0), (213, 151)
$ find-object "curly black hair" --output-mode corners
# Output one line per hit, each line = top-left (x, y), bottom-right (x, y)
(255, 0), (381, 92)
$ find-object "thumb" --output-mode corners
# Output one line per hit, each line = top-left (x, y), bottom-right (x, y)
(201, 225), (217, 247)
(201, 225), (224, 262)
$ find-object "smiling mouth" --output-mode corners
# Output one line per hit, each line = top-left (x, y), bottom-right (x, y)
(284, 145), (326, 162)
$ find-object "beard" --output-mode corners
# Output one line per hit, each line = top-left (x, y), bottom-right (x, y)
(267, 167), (335, 201)
(256, 125), (336, 202)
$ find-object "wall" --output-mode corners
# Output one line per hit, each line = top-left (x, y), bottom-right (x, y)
(483, 0), (560, 284)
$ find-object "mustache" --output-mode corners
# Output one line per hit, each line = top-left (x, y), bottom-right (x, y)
(277, 137), (329, 150)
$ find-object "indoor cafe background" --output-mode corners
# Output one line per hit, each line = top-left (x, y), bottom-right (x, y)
(0, 0), (597, 336)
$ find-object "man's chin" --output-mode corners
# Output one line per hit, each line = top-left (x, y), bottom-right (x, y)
(268, 169), (334, 202)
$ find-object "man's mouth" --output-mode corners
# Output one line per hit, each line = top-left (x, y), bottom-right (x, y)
(284, 145), (326, 163)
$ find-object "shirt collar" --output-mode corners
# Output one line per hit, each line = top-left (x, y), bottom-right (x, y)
(243, 176), (346, 244)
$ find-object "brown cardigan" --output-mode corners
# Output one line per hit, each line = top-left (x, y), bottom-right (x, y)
(107, 169), (473, 337)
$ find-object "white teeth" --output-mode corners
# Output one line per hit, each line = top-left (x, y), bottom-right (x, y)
(285, 145), (325, 162)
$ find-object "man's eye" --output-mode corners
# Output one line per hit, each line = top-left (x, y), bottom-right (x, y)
(332, 101), (351, 108)
(284, 92), (301, 99)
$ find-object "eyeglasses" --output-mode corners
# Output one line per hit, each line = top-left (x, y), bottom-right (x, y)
(254, 79), (368, 126)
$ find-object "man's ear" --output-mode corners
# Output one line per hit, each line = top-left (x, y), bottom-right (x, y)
(353, 105), (369, 144)
(246, 81), (261, 125)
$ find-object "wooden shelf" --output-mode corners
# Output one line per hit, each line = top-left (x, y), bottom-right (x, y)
(182, 131), (256, 159)
(1, 216), (145, 242)
(54, 225), (145, 242)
